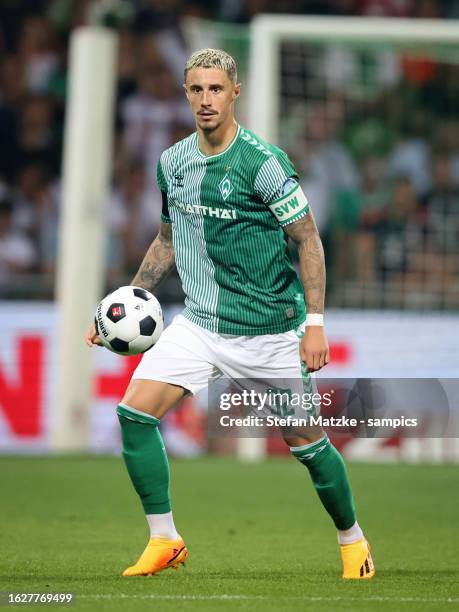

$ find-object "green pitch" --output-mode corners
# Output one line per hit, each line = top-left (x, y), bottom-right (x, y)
(1, 456), (458, 611)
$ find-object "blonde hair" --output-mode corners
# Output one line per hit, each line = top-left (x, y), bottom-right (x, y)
(184, 48), (237, 83)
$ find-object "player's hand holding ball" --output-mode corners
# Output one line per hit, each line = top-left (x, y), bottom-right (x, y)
(85, 323), (103, 347)
(86, 286), (164, 355)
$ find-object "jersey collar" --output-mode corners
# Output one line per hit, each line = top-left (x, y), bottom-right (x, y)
(195, 124), (241, 160)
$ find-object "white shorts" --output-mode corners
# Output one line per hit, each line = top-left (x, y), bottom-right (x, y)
(133, 314), (309, 396)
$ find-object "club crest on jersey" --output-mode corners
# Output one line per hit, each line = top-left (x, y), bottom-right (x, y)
(219, 174), (234, 201)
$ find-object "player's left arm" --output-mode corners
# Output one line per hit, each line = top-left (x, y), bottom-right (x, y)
(284, 210), (330, 372)
(255, 151), (329, 371)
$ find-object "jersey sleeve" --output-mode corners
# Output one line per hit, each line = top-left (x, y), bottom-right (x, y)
(254, 152), (309, 227)
(157, 157), (168, 193)
(161, 192), (172, 224)
(157, 157), (171, 224)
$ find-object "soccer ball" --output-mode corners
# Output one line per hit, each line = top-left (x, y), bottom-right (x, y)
(95, 286), (163, 355)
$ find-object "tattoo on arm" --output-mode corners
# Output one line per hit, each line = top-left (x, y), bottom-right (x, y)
(131, 222), (175, 292)
(284, 212), (326, 314)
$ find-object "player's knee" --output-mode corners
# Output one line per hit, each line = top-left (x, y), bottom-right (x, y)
(120, 379), (186, 419)
(281, 426), (326, 447)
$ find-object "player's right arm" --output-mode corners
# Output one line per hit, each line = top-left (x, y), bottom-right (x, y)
(130, 155), (175, 290)
(131, 154), (176, 290)
(130, 220), (175, 291)
(85, 220), (174, 347)
(87, 155), (173, 347)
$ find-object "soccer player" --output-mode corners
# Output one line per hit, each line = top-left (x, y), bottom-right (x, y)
(87, 49), (374, 580)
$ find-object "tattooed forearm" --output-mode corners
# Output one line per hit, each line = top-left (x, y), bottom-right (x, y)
(131, 222), (175, 292)
(284, 212), (326, 314)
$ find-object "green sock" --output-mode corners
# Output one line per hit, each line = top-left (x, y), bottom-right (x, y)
(117, 404), (171, 514)
(291, 436), (356, 530)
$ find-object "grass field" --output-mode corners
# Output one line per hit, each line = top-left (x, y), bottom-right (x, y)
(1, 456), (458, 611)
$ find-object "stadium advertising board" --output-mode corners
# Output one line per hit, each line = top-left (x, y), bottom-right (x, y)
(0, 303), (457, 461)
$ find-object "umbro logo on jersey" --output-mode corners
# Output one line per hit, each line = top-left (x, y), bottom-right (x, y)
(174, 174), (184, 187)
(219, 174), (233, 201)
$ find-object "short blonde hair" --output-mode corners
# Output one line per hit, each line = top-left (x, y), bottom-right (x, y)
(184, 48), (237, 83)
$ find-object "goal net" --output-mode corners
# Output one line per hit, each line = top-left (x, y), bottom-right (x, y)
(249, 16), (459, 311)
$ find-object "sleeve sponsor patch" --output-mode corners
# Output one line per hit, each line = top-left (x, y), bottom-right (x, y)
(267, 183), (309, 227)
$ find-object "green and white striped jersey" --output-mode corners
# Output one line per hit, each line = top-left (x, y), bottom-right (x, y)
(157, 124), (309, 335)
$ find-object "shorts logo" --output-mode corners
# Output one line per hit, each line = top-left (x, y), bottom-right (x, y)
(219, 174), (234, 201)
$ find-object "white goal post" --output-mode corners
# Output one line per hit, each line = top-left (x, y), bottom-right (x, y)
(249, 15), (459, 145)
(53, 28), (117, 451)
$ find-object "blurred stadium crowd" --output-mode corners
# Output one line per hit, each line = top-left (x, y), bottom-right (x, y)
(0, 0), (458, 309)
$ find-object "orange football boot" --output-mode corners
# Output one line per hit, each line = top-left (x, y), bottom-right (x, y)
(122, 536), (188, 576)
(340, 538), (375, 579)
